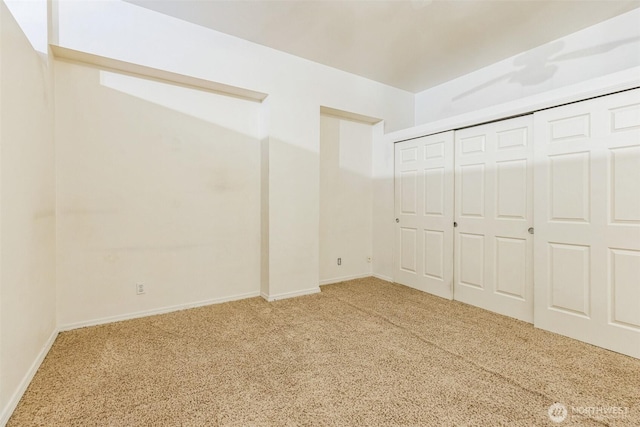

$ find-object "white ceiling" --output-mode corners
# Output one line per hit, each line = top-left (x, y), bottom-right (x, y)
(126, 0), (640, 93)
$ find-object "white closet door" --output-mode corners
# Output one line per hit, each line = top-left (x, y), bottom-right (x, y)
(534, 89), (640, 358)
(394, 132), (454, 299)
(454, 116), (534, 322)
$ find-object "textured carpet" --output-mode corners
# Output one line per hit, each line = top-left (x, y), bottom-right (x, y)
(8, 278), (640, 426)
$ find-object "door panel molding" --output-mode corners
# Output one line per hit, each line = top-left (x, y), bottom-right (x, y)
(394, 132), (454, 300)
(534, 88), (640, 358)
(454, 115), (534, 323)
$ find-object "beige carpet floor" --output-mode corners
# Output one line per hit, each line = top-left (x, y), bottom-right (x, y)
(8, 278), (640, 426)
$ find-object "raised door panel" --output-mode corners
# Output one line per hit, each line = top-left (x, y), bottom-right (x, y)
(424, 167), (445, 216)
(460, 164), (485, 218)
(549, 152), (590, 222)
(399, 228), (417, 273)
(549, 114), (591, 142)
(424, 229), (444, 280)
(610, 248), (640, 330)
(610, 146), (640, 224)
(495, 237), (527, 300)
(534, 88), (640, 358)
(459, 233), (485, 289)
(496, 159), (527, 220)
(549, 243), (591, 317)
(400, 170), (418, 215)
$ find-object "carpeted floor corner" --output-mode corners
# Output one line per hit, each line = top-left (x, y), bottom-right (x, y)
(8, 278), (640, 426)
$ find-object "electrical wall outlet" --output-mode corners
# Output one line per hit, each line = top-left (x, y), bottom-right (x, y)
(136, 283), (145, 295)
(337, 257), (342, 266)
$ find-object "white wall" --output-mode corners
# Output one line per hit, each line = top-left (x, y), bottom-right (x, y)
(371, 121), (394, 282)
(319, 115), (373, 284)
(0, 2), (56, 422)
(415, 8), (640, 125)
(52, 0), (415, 301)
(55, 61), (263, 328)
(3, 0), (47, 54)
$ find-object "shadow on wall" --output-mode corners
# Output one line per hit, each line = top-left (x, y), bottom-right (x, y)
(58, 60), (381, 321)
(319, 115), (375, 283)
(452, 36), (640, 102)
(55, 61), (265, 325)
(99, 71), (262, 139)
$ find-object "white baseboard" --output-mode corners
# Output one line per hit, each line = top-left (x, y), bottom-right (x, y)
(261, 286), (320, 302)
(58, 290), (261, 332)
(319, 273), (371, 286)
(0, 327), (59, 427)
(372, 273), (394, 283)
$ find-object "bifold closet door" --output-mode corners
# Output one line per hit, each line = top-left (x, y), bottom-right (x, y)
(534, 88), (640, 358)
(394, 132), (454, 299)
(454, 115), (534, 323)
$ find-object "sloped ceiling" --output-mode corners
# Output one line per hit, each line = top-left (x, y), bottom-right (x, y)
(126, 0), (640, 93)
